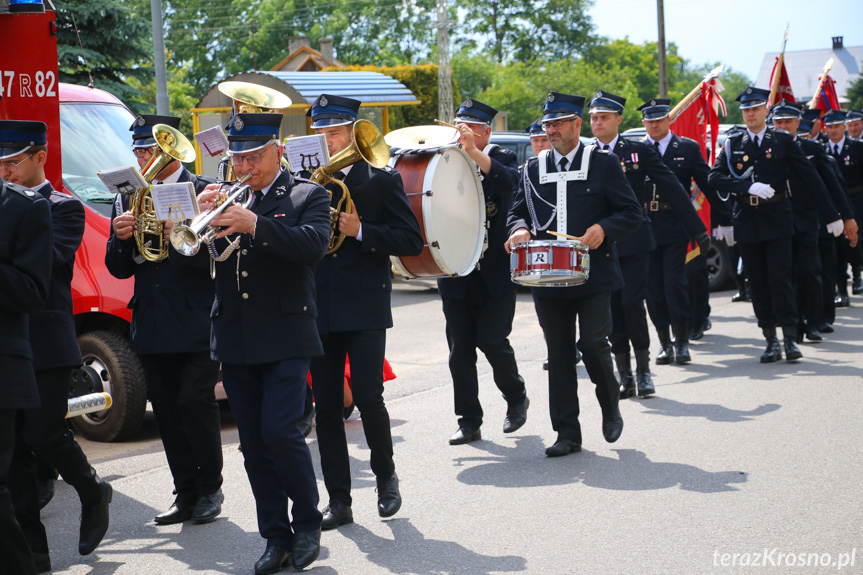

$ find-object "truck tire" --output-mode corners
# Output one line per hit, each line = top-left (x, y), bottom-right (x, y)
(71, 331), (147, 442)
(707, 239), (733, 292)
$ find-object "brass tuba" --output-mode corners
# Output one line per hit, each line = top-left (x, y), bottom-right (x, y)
(310, 119), (390, 254)
(133, 124), (197, 262)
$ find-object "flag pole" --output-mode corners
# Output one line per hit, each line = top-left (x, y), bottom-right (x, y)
(807, 57), (835, 110)
(669, 65), (723, 123)
(767, 25), (789, 108)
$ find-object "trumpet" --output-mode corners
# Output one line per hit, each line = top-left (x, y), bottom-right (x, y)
(169, 173), (253, 257)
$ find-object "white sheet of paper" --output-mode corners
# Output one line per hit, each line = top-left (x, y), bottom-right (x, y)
(150, 182), (198, 221)
(96, 166), (148, 196)
(195, 126), (229, 157)
(284, 134), (330, 173)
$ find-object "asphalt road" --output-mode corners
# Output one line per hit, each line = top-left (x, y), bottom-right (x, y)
(44, 280), (863, 575)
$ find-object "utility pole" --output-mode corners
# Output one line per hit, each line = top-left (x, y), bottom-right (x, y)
(434, 0), (454, 123)
(656, 0), (668, 98)
(151, 0), (169, 114)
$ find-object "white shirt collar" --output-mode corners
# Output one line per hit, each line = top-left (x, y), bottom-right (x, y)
(552, 141), (582, 169)
(598, 134), (619, 152)
(647, 131), (674, 157)
(830, 137), (846, 153)
(154, 167), (183, 185)
(259, 168), (283, 196)
(747, 126), (767, 144)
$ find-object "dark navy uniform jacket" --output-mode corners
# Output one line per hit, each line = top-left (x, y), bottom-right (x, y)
(647, 133), (729, 245)
(210, 169), (331, 364)
(29, 182), (85, 370)
(106, 167), (216, 355)
(792, 138), (843, 233)
(508, 143), (643, 299)
(315, 161), (423, 334)
(439, 145), (519, 300)
(0, 180), (52, 409)
(611, 137), (689, 256)
(828, 137), (863, 219)
(709, 129), (829, 243)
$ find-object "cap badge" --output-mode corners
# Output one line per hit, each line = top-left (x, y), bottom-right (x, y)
(233, 116), (245, 131)
(650, 99), (656, 106)
(547, 93), (555, 102)
(465, 99), (473, 108)
(746, 87), (752, 94)
(137, 116), (146, 127)
(594, 90), (603, 101)
(319, 95), (328, 107)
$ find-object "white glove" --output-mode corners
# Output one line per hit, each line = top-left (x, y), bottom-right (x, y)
(747, 183), (775, 200)
(715, 225), (735, 247)
(827, 219), (844, 237)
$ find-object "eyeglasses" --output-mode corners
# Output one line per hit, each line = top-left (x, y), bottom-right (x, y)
(132, 147), (155, 159)
(543, 118), (577, 131)
(0, 153), (34, 173)
(230, 145), (271, 167)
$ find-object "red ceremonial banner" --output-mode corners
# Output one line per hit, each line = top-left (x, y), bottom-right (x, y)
(768, 57), (796, 103)
(815, 74), (841, 112)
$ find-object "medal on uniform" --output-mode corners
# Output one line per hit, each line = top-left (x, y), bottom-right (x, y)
(633, 163), (639, 170)
(742, 155), (749, 162)
(737, 163), (744, 170)
(621, 160), (626, 172)
(766, 148), (772, 159)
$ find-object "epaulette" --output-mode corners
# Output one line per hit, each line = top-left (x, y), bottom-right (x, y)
(773, 128), (793, 137)
(726, 131), (745, 140)
(4, 182), (39, 200)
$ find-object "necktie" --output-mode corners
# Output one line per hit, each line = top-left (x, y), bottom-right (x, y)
(333, 170), (346, 181)
(834, 145), (840, 156)
(251, 190), (263, 210)
(602, 144), (610, 152)
(558, 157), (568, 172)
(654, 140), (661, 155)
(753, 135), (759, 148)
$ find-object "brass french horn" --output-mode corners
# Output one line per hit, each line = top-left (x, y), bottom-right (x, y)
(133, 124), (197, 262)
(310, 119), (390, 254)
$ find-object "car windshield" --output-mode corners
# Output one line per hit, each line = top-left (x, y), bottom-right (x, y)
(60, 102), (138, 216)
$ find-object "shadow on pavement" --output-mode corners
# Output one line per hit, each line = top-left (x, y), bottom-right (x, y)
(634, 396), (781, 422)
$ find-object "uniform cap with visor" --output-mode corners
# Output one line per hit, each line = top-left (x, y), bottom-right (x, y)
(0, 120), (46, 160)
(306, 94), (360, 129)
(227, 113), (283, 154)
(130, 114), (181, 149)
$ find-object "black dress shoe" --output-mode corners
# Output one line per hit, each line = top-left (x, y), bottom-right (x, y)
(853, 277), (863, 295)
(321, 499), (353, 530)
(820, 323), (834, 333)
(704, 318), (712, 331)
(32, 551), (51, 574)
(154, 496), (197, 525)
(448, 426), (481, 445)
(636, 371), (655, 397)
(254, 545), (291, 575)
(291, 530), (321, 570)
(542, 359), (549, 370)
(602, 408), (624, 443)
(37, 479), (55, 511)
(619, 375), (636, 399)
(805, 327), (823, 342)
(376, 472), (401, 518)
(503, 396), (529, 433)
(835, 294), (851, 307)
(689, 326), (704, 341)
(79, 479), (112, 555)
(545, 438), (581, 457)
(192, 489), (224, 523)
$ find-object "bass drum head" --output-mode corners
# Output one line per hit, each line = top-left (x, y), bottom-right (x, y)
(423, 147), (485, 276)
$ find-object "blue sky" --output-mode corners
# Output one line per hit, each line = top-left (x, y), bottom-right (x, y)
(587, 0), (863, 80)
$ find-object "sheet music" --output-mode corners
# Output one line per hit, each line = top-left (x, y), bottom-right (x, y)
(96, 166), (148, 196)
(150, 182), (198, 221)
(284, 134), (330, 173)
(195, 126), (229, 157)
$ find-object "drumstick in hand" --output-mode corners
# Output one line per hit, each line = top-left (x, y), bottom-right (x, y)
(548, 230), (581, 241)
(434, 119), (459, 129)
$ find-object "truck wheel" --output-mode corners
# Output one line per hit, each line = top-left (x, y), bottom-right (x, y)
(71, 331), (147, 442)
(707, 239), (733, 292)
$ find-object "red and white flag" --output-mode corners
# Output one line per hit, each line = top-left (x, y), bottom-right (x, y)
(768, 56), (796, 104)
(814, 74), (841, 113)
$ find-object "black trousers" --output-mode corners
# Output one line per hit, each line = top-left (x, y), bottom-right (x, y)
(687, 253), (710, 331)
(441, 283), (525, 431)
(223, 359), (321, 547)
(647, 242), (690, 329)
(819, 232), (838, 325)
(311, 330), (394, 507)
(140, 353), (223, 500)
(534, 291), (618, 445)
(792, 230), (822, 328)
(610, 253), (650, 354)
(738, 237), (798, 328)
(0, 409), (36, 575)
(835, 235), (863, 296)
(10, 368), (102, 553)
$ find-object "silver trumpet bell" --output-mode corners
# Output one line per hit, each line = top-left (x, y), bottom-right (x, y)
(170, 173), (254, 257)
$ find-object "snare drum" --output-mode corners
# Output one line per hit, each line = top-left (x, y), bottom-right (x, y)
(510, 240), (590, 287)
(389, 146), (486, 278)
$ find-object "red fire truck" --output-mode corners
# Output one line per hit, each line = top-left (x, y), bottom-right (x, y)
(1, 3), (148, 441)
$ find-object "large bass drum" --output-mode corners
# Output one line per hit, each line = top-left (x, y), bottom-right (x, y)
(389, 146), (485, 278)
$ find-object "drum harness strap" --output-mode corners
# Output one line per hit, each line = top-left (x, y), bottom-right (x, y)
(525, 144), (597, 235)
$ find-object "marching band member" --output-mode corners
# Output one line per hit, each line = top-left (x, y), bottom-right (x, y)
(441, 98), (529, 446)
(708, 87), (831, 362)
(106, 115), (224, 526)
(0, 173), (52, 575)
(506, 92), (641, 457)
(306, 94), (422, 529)
(197, 112), (329, 573)
(2, 120), (109, 570)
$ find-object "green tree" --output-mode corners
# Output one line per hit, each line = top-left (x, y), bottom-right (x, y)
(845, 68), (863, 111)
(55, 0), (152, 111)
(457, 0), (598, 64)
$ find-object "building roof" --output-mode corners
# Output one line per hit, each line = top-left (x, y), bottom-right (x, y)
(756, 43), (863, 103)
(270, 44), (345, 72)
(196, 71), (419, 110)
